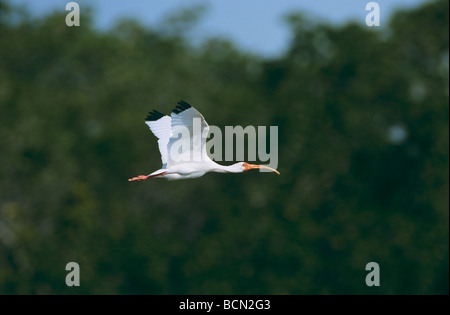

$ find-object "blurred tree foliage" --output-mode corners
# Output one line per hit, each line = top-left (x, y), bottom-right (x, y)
(0, 0), (448, 294)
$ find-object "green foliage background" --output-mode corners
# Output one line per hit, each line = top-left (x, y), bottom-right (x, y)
(0, 0), (448, 294)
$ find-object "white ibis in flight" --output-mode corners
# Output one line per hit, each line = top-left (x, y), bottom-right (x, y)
(128, 101), (280, 181)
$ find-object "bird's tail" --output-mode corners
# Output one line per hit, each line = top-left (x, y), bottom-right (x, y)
(148, 169), (167, 177)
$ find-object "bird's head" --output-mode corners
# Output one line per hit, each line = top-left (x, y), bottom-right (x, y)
(234, 162), (280, 174)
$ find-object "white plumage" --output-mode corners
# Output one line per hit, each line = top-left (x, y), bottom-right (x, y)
(129, 100), (279, 181)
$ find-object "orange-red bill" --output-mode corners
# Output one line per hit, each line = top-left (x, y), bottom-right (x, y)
(244, 164), (280, 175)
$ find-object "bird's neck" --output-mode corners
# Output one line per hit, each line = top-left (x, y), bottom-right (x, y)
(212, 162), (240, 173)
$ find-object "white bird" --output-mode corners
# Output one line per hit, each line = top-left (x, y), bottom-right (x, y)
(128, 100), (280, 181)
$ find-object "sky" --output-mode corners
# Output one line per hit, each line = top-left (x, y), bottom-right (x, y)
(12, 0), (429, 57)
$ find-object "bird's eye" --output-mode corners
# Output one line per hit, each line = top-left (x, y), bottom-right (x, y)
(243, 163), (248, 167)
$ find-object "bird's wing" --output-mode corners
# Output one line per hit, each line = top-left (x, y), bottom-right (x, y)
(167, 100), (211, 167)
(145, 110), (172, 168)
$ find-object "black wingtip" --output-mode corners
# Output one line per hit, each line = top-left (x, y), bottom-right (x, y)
(145, 110), (165, 121)
(172, 100), (192, 114)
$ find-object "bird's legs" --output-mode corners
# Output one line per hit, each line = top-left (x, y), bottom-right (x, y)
(128, 175), (149, 182)
(128, 172), (167, 181)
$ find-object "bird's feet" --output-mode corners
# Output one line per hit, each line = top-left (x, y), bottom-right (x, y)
(128, 175), (150, 182)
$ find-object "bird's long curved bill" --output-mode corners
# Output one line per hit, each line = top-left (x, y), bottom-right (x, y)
(246, 164), (280, 175)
